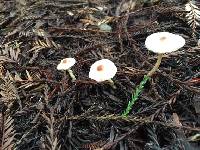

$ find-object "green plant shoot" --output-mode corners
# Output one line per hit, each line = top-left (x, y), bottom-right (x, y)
(122, 75), (150, 117)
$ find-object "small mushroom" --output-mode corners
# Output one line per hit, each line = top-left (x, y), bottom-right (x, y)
(122, 32), (185, 117)
(145, 32), (185, 76)
(89, 59), (117, 88)
(57, 58), (76, 81)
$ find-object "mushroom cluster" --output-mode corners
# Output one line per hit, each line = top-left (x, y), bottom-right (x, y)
(57, 58), (117, 88)
(56, 32), (186, 117)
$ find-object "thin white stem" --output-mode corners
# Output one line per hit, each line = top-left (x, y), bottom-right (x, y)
(107, 79), (116, 89)
(67, 69), (76, 81)
(147, 53), (163, 77)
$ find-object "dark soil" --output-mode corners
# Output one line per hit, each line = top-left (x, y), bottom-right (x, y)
(0, 0), (199, 150)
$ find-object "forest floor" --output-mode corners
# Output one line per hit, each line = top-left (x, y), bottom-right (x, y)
(0, 0), (199, 150)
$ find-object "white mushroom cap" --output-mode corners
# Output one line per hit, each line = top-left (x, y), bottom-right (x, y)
(89, 59), (117, 82)
(57, 58), (76, 70)
(145, 32), (185, 54)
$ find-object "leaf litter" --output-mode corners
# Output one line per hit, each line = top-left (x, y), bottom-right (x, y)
(0, 0), (199, 149)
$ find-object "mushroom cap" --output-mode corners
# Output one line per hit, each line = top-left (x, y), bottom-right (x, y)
(57, 58), (76, 70)
(145, 32), (185, 54)
(89, 59), (117, 82)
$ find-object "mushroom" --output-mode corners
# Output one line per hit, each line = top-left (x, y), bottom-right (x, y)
(89, 59), (117, 88)
(145, 32), (185, 76)
(57, 58), (76, 81)
(122, 32), (185, 117)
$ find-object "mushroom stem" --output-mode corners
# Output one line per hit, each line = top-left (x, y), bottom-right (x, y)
(107, 79), (116, 89)
(147, 53), (163, 77)
(67, 69), (76, 81)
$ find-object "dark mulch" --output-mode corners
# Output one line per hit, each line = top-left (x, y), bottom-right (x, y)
(0, 0), (199, 150)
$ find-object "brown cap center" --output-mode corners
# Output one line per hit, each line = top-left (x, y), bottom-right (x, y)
(160, 36), (167, 42)
(97, 65), (104, 71)
(63, 59), (68, 64)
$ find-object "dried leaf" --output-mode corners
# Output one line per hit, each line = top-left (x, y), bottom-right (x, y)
(1, 115), (15, 150)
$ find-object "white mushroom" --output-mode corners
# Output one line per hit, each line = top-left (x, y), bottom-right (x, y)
(57, 58), (76, 81)
(145, 32), (185, 54)
(89, 59), (117, 88)
(122, 32), (185, 117)
(145, 32), (185, 76)
(57, 58), (76, 70)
